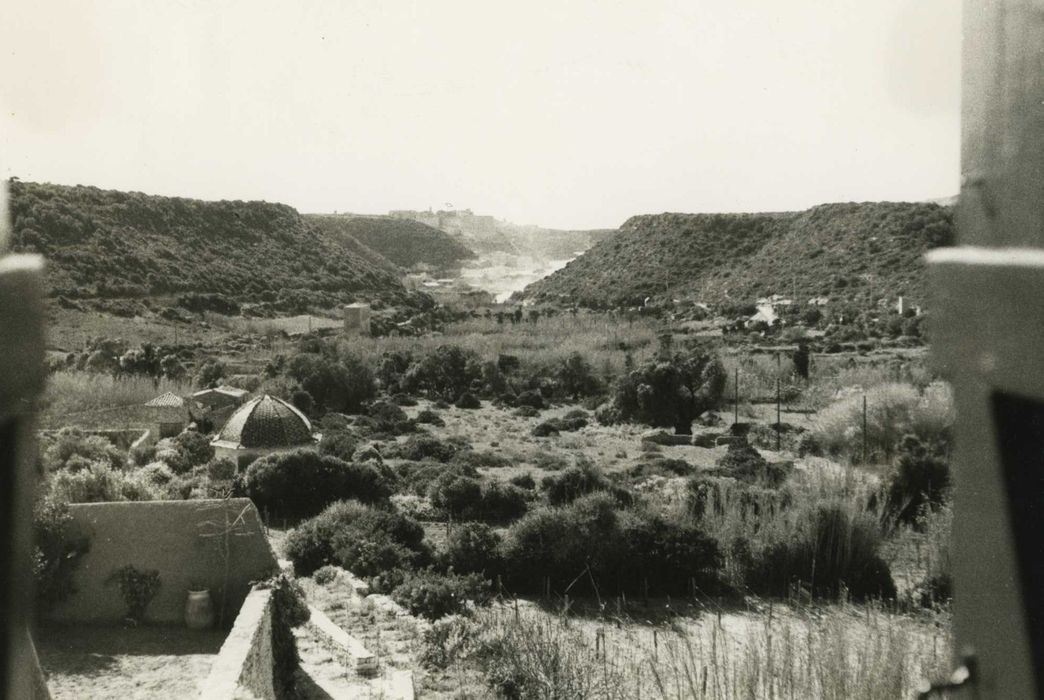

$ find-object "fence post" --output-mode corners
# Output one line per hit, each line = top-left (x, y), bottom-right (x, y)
(776, 378), (781, 451)
(862, 394), (868, 465)
(733, 368), (739, 425)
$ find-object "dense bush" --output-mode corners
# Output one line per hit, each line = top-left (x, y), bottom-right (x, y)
(613, 348), (726, 434)
(443, 523), (503, 576)
(456, 392), (481, 409)
(285, 500), (429, 576)
(241, 449), (391, 518)
(48, 462), (161, 503)
(742, 501), (896, 601)
(555, 352), (603, 399)
(415, 409), (445, 426)
(501, 493), (722, 597)
(404, 345), (483, 400)
(541, 462), (611, 506)
(318, 430), (359, 462)
(32, 496), (90, 609)
(389, 434), (467, 462)
(41, 427), (125, 473)
(391, 569), (491, 620)
(886, 435), (951, 524)
(287, 351), (376, 414)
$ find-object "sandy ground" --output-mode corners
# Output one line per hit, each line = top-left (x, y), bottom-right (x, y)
(36, 624), (225, 700)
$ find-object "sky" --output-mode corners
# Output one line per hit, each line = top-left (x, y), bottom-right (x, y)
(0, 0), (961, 230)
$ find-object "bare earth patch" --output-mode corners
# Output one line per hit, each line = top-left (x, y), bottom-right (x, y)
(36, 624), (226, 700)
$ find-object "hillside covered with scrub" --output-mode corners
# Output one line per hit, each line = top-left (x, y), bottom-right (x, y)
(5, 180), (415, 309)
(520, 201), (955, 309)
(307, 214), (477, 271)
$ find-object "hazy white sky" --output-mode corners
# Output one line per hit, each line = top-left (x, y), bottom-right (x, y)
(1, 0), (960, 230)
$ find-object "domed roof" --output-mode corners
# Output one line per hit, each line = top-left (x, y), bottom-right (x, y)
(215, 395), (313, 448)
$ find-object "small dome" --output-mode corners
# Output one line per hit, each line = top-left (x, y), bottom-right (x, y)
(216, 395), (313, 448)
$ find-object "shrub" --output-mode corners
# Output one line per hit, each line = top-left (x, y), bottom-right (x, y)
(514, 405), (540, 418)
(812, 382), (954, 463)
(404, 345), (483, 400)
(241, 449), (392, 518)
(107, 565), (161, 621)
(613, 348), (726, 434)
(713, 440), (790, 487)
(743, 501), (896, 601)
(173, 430), (214, 468)
(430, 474), (483, 519)
(390, 434), (466, 462)
(421, 615), (480, 669)
(139, 462), (175, 485)
(376, 350), (414, 393)
(318, 430), (360, 462)
(42, 427), (125, 473)
(285, 500), (428, 576)
(195, 360), (226, 388)
(444, 523), (502, 575)
(415, 409), (444, 426)
(886, 435), (951, 524)
(532, 421), (560, 437)
(287, 352), (376, 413)
(541, 462), (610, 506)
(391, 569), (491, 620)
(515, 390), (545, 410)
(367, 400), (410, 432)
(48, 462), (161, 503)
(556, 352), (603, 399)
(393, 393), (418, 407)
(32, 496), (90, 609)
(509, 473), (536, 490)
(206, 457), (237, 481)
(456, 392), (481, 409)
(474, 482), (529, 523)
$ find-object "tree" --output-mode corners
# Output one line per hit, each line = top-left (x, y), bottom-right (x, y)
(287, 352), (375, 413)
(613, 348), (726, 434)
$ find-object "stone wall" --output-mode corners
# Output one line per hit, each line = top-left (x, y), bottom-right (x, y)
(49, 499), (278, 624)
(198, 588), (275, 700)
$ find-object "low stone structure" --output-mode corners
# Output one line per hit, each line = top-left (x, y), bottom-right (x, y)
(198, 588), (275, 700)
(48, 499), (278, 625)
(144, 391), (189, 439)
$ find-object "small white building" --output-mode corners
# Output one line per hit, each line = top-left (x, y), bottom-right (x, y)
(210, 395), (317, 468)
(344, 303), (372, 336)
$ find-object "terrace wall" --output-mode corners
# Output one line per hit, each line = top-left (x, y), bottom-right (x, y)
(48, 498), (278, 624)
(198, 588), (275, 700)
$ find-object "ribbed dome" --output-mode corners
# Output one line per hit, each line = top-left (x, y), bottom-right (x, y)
(216, 395), (313, 448)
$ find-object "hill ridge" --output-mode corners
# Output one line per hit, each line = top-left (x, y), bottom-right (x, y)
(519, 200), (955, 308)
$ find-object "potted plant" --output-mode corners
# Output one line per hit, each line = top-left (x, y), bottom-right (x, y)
(185, 580), (215, 630)
(107, 565), (161, 624)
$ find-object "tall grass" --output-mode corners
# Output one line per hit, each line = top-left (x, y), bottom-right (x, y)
(471, 602), (951, 699)
(811, 382), (954, 465)
(40, 371), (194, 428)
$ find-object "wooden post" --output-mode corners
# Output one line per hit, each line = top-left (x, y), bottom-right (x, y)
(922, 1), (1044, 695)
(776, 378), (781, 451)
(0, 254), (49, 700)
(862, 394), (868, 465)
(733, 368), (739, 425)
